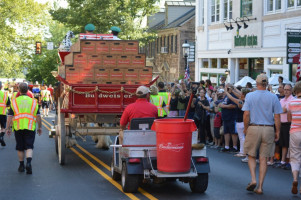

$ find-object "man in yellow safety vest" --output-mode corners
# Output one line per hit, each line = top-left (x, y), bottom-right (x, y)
(6, 82), (42, 174)
(0, 81), (10, 146)
(40, 85), (52, 117)
(157, 82), (171, 117)
(150, 85), (168, 118)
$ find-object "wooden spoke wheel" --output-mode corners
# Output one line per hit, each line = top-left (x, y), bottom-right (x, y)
(57, 98), (66, 165)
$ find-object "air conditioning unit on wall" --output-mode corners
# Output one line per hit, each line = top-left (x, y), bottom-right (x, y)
(161, 47), (168, 53)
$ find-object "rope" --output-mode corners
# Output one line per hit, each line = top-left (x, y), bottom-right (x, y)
(65, 86), (136, 96)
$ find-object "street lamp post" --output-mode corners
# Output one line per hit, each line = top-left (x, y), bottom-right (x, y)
(182, 40), (190, 75)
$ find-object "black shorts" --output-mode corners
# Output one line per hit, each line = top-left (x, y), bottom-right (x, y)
(214, 127), (221, 139)
(15, 130), (36, 151)
(0, 115), (7, 129)
(42, 101), (50, 109)
(279, 122), (290, 148)
(223, 120), (236, 134)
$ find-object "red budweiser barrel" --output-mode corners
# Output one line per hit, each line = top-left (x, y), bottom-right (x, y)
(151, 118), (197, 173)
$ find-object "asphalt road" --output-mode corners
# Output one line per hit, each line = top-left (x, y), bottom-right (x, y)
(0, 112), (298, 200)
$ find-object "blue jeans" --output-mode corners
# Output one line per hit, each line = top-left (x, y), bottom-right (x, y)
(179, 109), (186, 117)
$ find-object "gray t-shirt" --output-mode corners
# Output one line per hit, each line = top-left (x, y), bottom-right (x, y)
(242, 90), (282, 125)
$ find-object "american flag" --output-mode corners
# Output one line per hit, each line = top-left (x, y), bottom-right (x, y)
(297, 51), (301, 81)
(184, 66), (190, 80)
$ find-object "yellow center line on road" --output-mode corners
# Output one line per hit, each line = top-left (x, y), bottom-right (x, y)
(76, 144), (110, 171)
(42, 122), (50, 130)
(76, 144), (158, 200)
(70, 147), (139, 200)
(42, 118), (53, 127)
(43, 120), (158, 200)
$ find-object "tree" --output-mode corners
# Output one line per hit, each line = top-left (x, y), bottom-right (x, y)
(50, 0), (159, 45)
(26, 21), (70, 85)
(0, 0), (48, 77)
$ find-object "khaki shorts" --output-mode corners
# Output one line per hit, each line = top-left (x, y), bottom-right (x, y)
(244, 126), (275, 158)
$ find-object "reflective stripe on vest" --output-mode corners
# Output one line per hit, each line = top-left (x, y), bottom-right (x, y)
(158, 92), (171, 115)
(11, 96), (38, 131)
(11, 92), (17, 101)
(0, 91), (8, 115)
(150, 95), (164, 117)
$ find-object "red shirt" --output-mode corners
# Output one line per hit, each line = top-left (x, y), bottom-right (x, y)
(120, 98), (158, 130)
(16, 91), (34, 98)
(47, 87), (54, 95)
(214, 112), (222, 128)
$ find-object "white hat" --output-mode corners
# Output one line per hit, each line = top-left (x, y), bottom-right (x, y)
(136, 86), (150, 95)
(256, 74), (268, 84)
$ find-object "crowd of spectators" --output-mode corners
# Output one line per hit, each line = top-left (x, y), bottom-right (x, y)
(157, 75), (292, 170)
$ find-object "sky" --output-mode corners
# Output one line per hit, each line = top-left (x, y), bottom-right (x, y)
(34, 0), (68, 8)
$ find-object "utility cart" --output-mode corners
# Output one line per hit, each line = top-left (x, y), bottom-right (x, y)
(110, 118), (210, 193)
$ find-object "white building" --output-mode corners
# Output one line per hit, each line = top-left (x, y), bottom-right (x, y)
(195, 0), (301, 85)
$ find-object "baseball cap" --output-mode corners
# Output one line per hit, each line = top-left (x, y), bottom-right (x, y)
(136, 86), (150, 95)
(256, 74), (268, 84)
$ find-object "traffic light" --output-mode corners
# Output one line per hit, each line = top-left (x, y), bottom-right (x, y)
(36, 42), (42, 54)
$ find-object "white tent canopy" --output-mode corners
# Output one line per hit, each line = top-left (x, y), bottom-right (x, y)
(0, 78), (25, 83)
(268, 74), (293, 85)
(234, 76), (256, 87)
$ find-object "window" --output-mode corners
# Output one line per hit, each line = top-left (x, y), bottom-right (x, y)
(156, 38), (159, 53)
(224, 0), (232, 21)
(171, 35), (174, 53)
(269, 57), (283, 65)
(160, 37), (162, 50)
(287, 0), (301, 8)
(167, 36), (169, 53)
(211, 0), (220, 23)
(288, 0), (294, 8)
(221, 58), (228, 69)
(212, 59), (217, 68)
(175, 35), (177, 53)
(152, 41), (155, 57)
(267, 0), (273, 11)
(266, 0), (281, 13)
(203, 59), (209, 68)
(241, 0), (252, 17)
(276, 0), (281, 9)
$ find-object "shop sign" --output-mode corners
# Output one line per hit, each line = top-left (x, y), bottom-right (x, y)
(287, 32), (301, 64)
(234, 35), (257, 47)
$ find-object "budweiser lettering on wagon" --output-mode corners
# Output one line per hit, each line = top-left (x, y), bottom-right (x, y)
(84, 93), (133, 98)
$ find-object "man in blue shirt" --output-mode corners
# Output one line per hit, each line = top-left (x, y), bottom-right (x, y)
(242, 74), (282, 194)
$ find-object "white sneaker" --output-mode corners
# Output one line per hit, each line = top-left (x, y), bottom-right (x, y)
(241, 157), (249, 163)
(234, 153), (246, 157)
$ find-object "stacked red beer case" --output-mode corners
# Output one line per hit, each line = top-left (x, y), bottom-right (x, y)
(62, 34), (152, 84)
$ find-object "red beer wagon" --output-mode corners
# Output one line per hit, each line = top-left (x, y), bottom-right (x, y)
(53, 32), (157, 165)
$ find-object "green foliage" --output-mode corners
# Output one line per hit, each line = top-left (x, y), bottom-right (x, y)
(0, 0), (48, 77)
(26, 50), (59, 85)
(178, 75), (184, 80)
(26, 20), (69, 85)
(50, 0), (160, 45)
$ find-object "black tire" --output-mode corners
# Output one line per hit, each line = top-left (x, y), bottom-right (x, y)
(121, 162), (139, 193)
(189, 173), (208, 193)
(111, 160), (121, 180)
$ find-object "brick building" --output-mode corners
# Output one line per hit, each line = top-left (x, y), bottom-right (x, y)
(145, 1), (196, 82)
